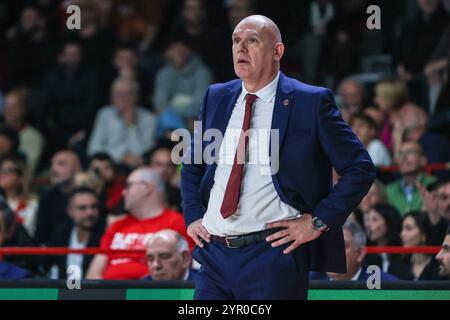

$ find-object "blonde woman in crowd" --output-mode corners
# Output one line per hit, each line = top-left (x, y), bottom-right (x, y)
(0, 155), (39, 236)
(373, 79), (409, 152)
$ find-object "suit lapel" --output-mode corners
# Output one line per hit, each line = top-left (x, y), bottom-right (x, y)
(270, 73), (294, 158)
(210, 82), (242, 137)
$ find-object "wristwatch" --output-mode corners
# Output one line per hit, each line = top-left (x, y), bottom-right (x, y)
(312, 217), (330, 233)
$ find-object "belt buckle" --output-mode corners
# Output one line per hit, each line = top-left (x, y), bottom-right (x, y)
(225, 236), (240, 249)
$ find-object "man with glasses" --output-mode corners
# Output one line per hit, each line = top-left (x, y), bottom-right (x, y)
(44, 187), (105, 279)
(386, 141), (437, 216)
(86, 168), (193, 280)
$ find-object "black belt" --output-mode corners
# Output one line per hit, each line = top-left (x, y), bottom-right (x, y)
(210, 228), (284, 249)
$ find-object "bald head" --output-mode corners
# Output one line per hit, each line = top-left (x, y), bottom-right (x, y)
(130, 167), (165, 194)
(400, 103), (428, 127)
(123, 167), (166, 215)
(50, 150), (81, 186)
(235, 15), (282, 43)
(147, 229), (189, 253)
(146, 229), (191, 281)
(232, 15), (284, 91)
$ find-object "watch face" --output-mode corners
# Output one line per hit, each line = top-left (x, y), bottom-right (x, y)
(313, 218), (327, 231)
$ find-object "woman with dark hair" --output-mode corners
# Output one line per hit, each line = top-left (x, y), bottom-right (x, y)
(365, 204), (402, 274)
(392, 211), (440, 280)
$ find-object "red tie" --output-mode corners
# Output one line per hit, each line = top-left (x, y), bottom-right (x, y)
(220, 93), (257, 219)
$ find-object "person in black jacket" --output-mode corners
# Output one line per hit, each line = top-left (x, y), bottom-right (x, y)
(392, 210), (441, 280)
(34, 150), (82, 245)
(43, 187), (105, 279)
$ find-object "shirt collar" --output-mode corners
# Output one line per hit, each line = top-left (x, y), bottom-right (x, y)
(238, 72), (280, 104)
(351, 267), (363, 281)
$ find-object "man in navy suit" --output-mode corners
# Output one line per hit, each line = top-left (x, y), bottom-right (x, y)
(181, 15), (375, 299)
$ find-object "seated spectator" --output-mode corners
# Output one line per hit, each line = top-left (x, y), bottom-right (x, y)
(44, 187), (105, 279)
(72, 171), (110, 226)
(87, 77), (157, 169)
(146, 140), (181, 211)
(392, 211), (441, 280)
(358, 180), (387, 224)
(168, 0), (232, 82)
(436, 178), (450, 221)
(326, 220), (398, 281)
(88, 153), (125, 211)
(337, 78), (365, 123)
(373, 79), (409, 151)
(436, 227), (450, 280)
(417, 178), (449, 245)
(0, 200), (32, 279)
(386, 142), (437, 216)
(351, 114), (392, 166)
(35, 150), (82, 244)
(101, 45), (152, 107)
(86, 168), (193, 280)
(0, 156), (38, 237)
(365, 204), (402, 274)
(73, 171), (104, 197)
(0, 126), (21, 159)
(3, 88), (44, 174)
(153, 36), (213, 133)
(363, 106), (385, 131)
(143, 229), (197, 282)
(34, 41), (97, 160)
(397, 103), (450, 165)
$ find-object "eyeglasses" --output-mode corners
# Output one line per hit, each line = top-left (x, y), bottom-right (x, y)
(73, 204), (99, 211)
(396, 149), (422, 159)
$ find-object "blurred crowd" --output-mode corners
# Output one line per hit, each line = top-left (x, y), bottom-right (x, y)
(0, 0), (449, 282)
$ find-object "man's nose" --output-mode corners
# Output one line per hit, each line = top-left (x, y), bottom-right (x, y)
(436, 250), (443, 261)
(237, 41), (248, 52)
(151, 258), (161, 268)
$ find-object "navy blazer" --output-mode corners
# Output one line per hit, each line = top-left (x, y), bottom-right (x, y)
(181, 73), (375, 273)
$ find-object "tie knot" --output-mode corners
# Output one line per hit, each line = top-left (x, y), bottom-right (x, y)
(245, 94), (257, 105)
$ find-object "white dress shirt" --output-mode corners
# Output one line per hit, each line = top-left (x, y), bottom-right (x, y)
(66, 227), (87, 278)
(87, 106), (157, 162)
(351, 267), (363, 281)
(203, 73), (301, 236)
(367, 139), (392, 167)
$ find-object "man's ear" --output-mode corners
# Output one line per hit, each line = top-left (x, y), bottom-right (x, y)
(357, 246), (367, 264)
(274, 43), (285, 62)
(181, 251), (192, 268)
(145, 182), (155, 195)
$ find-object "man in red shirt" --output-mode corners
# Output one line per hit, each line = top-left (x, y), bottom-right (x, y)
(86, 167), (193, 280)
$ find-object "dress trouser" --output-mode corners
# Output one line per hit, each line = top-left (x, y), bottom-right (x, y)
(192, 239), (310, 300)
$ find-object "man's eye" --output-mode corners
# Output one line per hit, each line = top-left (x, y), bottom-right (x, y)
(249, 38), (257, 44)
